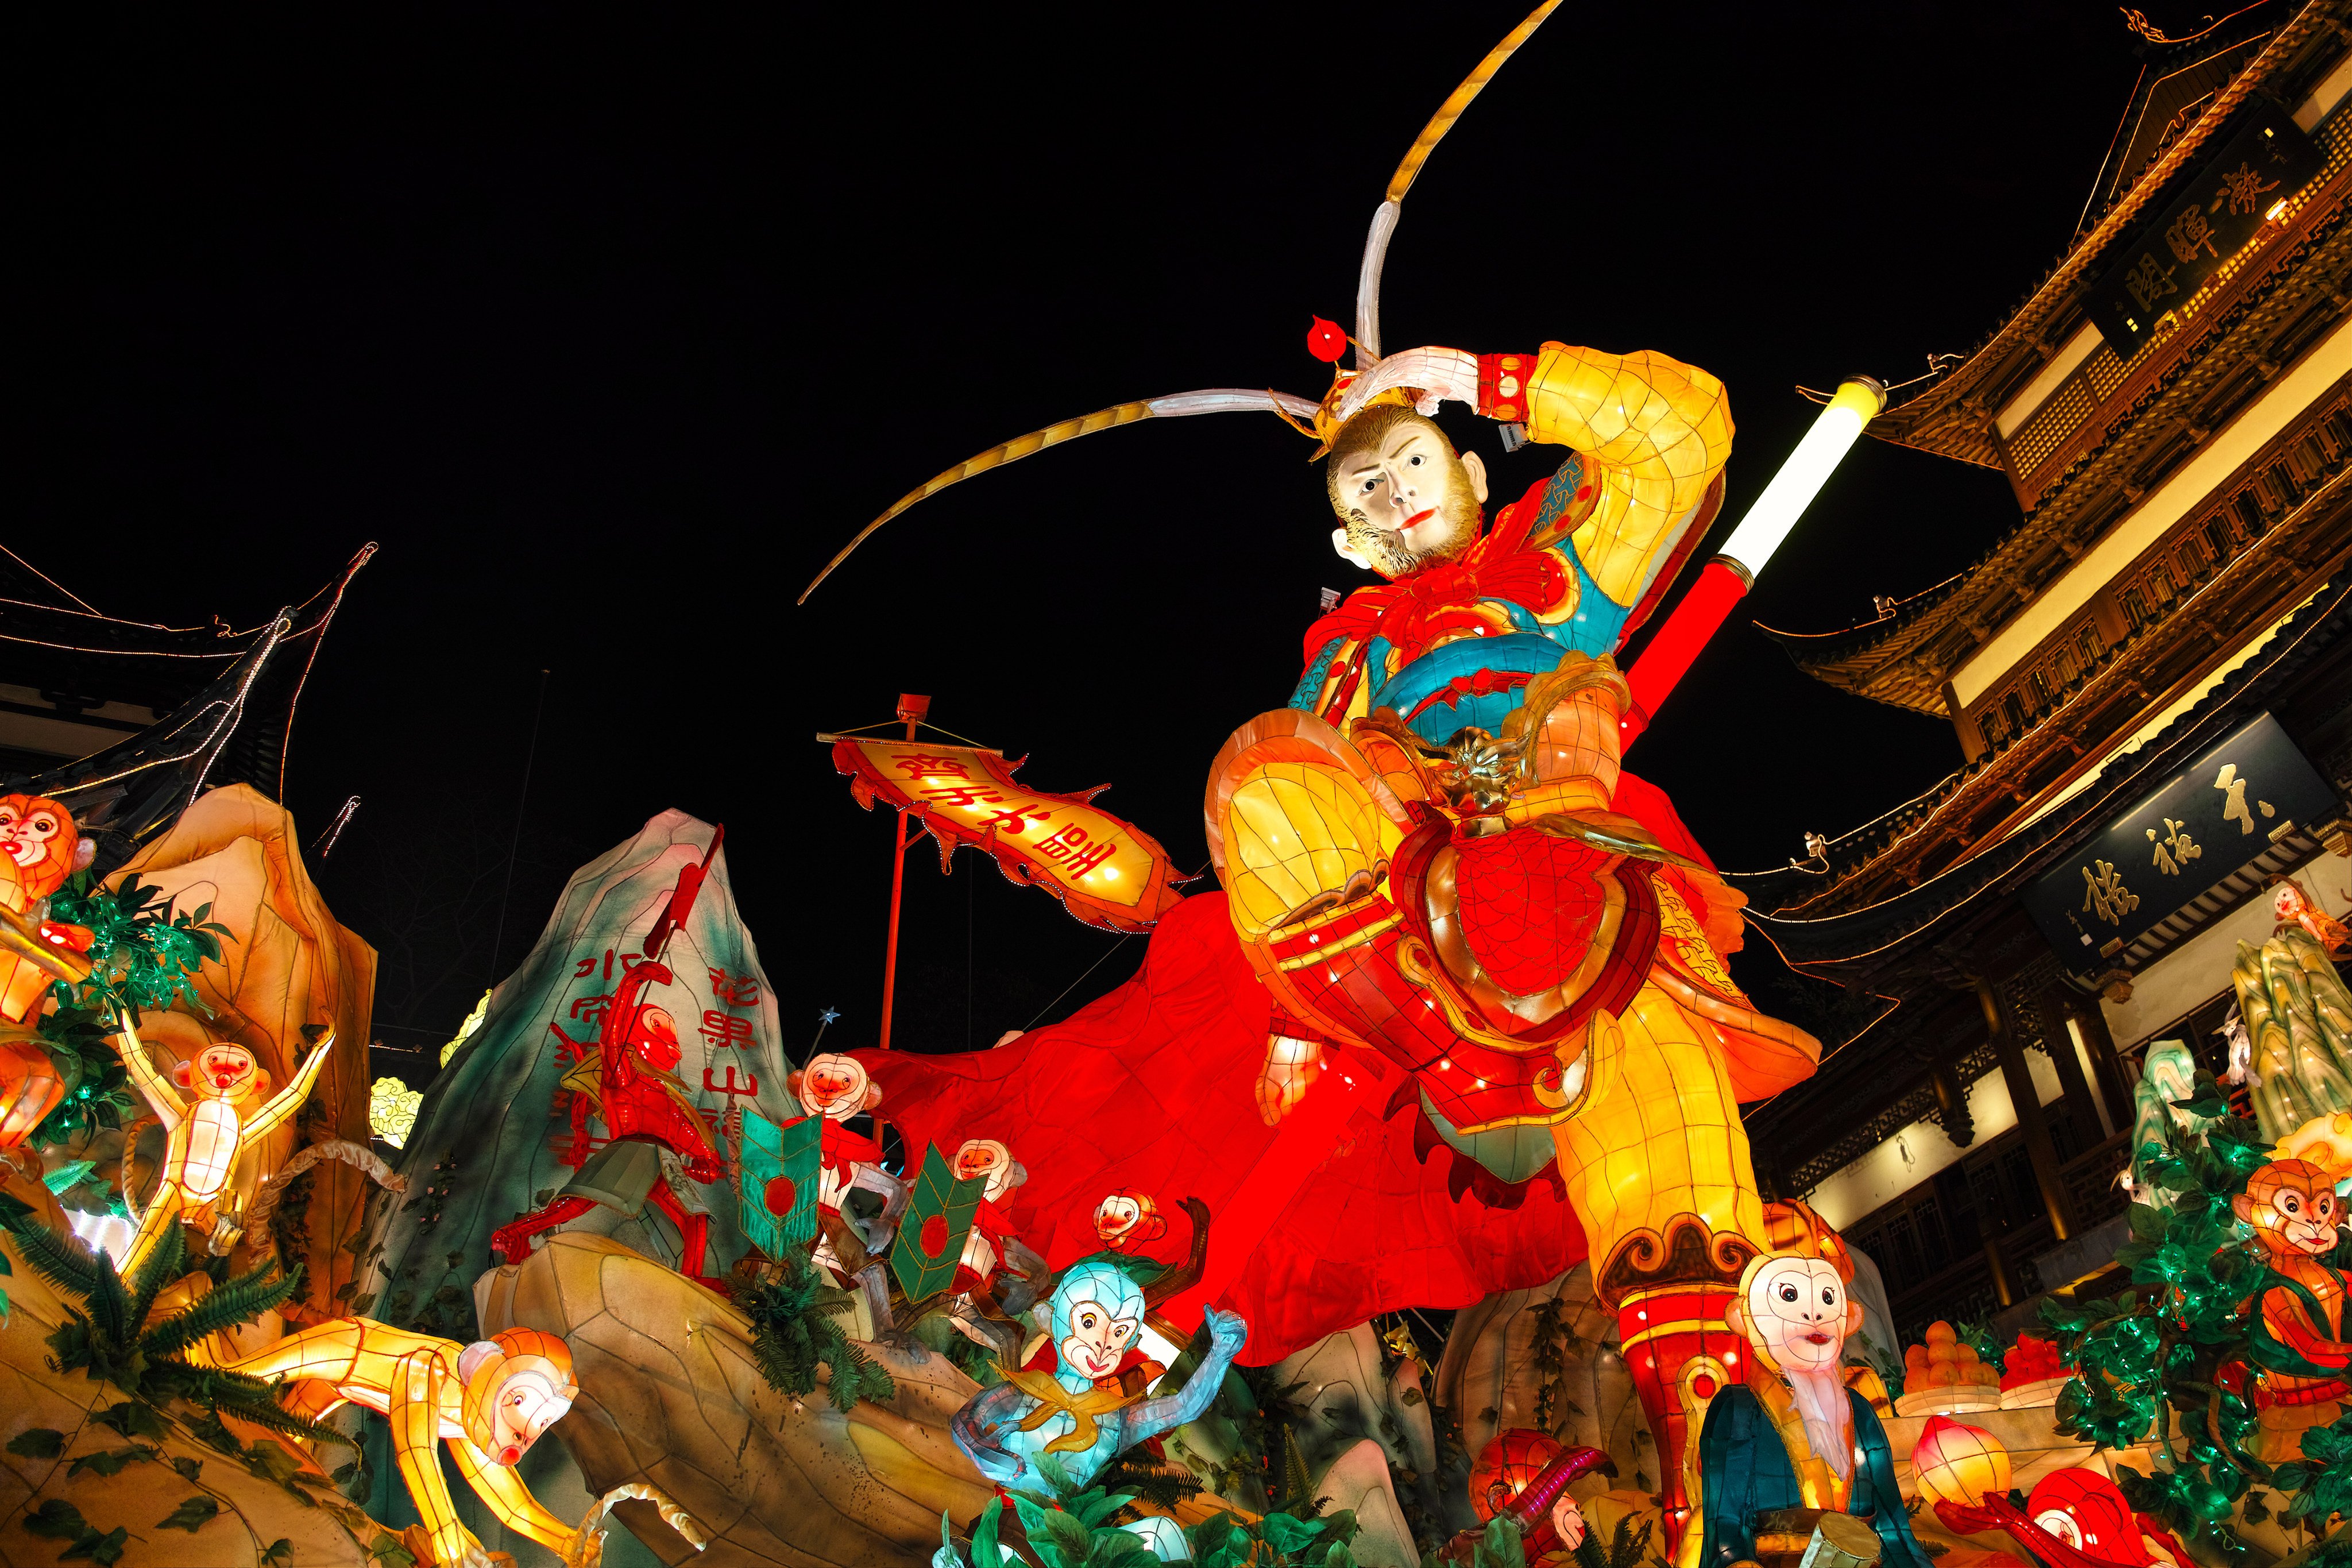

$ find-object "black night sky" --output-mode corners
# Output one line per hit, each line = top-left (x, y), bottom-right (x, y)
(18, 5), (2157, 1081)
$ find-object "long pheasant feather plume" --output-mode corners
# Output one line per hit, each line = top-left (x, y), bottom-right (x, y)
(799, 1), (1559, 604)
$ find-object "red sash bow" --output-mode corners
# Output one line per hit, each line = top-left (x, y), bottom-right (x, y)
(1300, 533), (1565, 666)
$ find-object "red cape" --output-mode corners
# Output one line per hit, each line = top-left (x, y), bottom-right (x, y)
(855, 890), (1585, 1364)
(851, 770), (1721, 1365)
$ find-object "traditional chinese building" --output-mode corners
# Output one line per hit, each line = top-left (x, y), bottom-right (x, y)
(1734, 3), (2352, 1342)
(0, 544), (374, 870)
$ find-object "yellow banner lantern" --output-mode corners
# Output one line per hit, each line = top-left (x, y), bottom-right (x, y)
(826, 738), (1186, 933)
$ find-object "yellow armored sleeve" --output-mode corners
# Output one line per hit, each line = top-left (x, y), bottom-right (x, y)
(1522, 343), (1733, 604)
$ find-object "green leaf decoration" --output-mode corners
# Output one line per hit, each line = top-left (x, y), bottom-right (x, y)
(169, 1455), (204, 1482)
(262, 1540), (295, 1568)
(1040, 1503), (1093, 1568)
(94, 1400), (167, 1440)
(156, 1495), (221, 1533)
(0, 1195), (99, 1297)
(64, 1524), (129, 1565)
(6, 1427), (66, 1458)
(67, 1445), (155, 1479)
(47, 872), (238, 1028)
(184, 1405), (245, 1455)
(1263, 1513), (1326, 1554)
(2033, 1076), (2350, 1554)
(972, 1496), (1003, 1568)
(367, 1533), (419, 1567)
(24, 1499), (91, 1539)
(245, 1442), (305, 1485)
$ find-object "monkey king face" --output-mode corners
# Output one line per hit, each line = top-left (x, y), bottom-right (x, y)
(1729, 1254), (1860, 1376)
(2233, 1160), (2343, 1258)
(458, 1328), (580, 1467)
(1324, 407), (1489, 581)
(795, 1053), (876, 1120)
(0, 794), (85, 901)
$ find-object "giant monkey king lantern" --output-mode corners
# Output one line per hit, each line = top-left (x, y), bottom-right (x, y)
(1204, 337), (1819, 1547)
(801, 5), (1838, 1552)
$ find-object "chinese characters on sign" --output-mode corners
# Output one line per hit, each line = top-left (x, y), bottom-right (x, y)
(892, 756), (1064, 839)
(2090, 101), (2323, 357)
(2218, 161), (2280, 216)
(824, 736), (1188, 934)
(709, 967), (762, 1007)
(2081, 860), (2139, 925)
(2213, 762), (2277, 836)
(2123, 253), (2178, 313)
(1036, 822), (1117, 879)
(2163, 204), (2218, 264)
(2147, 817), (2201, 875)
(2022, 712), (2339, 976)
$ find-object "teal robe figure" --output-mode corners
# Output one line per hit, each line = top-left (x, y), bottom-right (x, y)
(1696, 1381), (1934, 1568)
(1701, 1252), (1938, 1568)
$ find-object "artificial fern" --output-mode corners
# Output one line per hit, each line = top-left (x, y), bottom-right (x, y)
(2, 1193), (99, 1297)
(84, 1249), (136, 1352)
(143, 1254), (302, 1361)
(0, 1200), (342, 1451)
(126, 1220), (186, 1322)
(1098, 1450), (1204, 1513)
(160, 1367), (350, 1450)
(737, 1253), (897, 1411)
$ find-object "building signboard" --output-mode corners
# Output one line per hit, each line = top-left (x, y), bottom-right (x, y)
(2022, 710), (2339, 976)
(2087, 98), (2324, 359)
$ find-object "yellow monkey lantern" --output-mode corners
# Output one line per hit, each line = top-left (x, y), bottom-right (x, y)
(113, 1009), (336, 1279)
(223, 1320), (592, 1566)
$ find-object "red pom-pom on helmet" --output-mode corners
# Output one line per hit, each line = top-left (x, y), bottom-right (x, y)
(1306, 316), (1349, 364)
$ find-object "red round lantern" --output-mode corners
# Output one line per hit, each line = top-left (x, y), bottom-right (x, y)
(920, 1213), (950, 1258)
(1469, 1428), (1563, 1522)
(0, 1037), (64, 1149)
(1306, 316), (1349, 364)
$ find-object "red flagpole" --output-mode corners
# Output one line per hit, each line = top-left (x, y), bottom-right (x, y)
(876, 693), (930, 1051)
